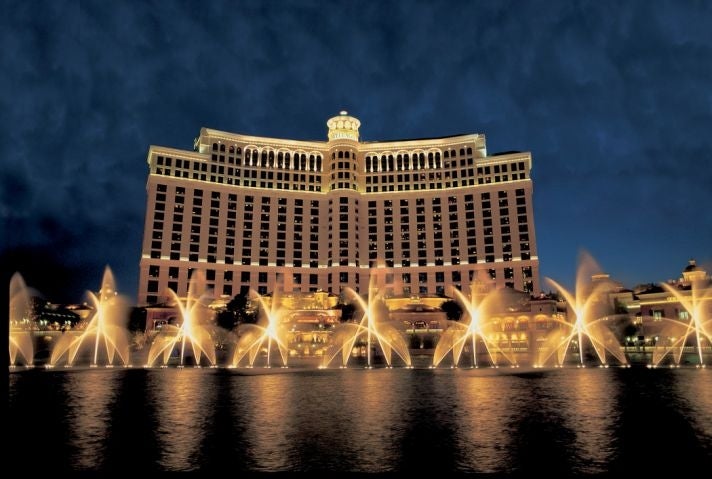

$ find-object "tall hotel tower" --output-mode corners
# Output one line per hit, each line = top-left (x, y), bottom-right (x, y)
(138, 112), (540, 305)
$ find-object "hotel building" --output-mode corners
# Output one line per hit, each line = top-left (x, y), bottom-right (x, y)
(138, 112), (540, 305)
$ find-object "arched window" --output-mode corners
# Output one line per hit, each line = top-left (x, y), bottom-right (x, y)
(220, 144), (226, 152)
(212, 143), (218, 151)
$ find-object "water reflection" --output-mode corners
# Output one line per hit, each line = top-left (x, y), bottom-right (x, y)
(235, 373), (293, 471)
(63, 369), (121, 469)
(149, 369), (217, 470)
(452, 372), (514, 472)
(554, 369), (619, 473)
(231, 370), (408, 471)
(344, 370), (405, 471)
(673, 370), (712, 448)
(8, 367), (712, 473)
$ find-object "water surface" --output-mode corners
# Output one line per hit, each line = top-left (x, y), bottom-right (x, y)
(8, 367), (712, 473)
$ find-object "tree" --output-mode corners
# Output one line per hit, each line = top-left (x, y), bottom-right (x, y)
(216, 292), (255, 331)
(440, 300), (463, 321)
(338, 303), (357, 322)
(622, 323), (639, 346)
(128, 307), (147, 332)
(215, 308), (237, 331)
(613, 299), (630, 315)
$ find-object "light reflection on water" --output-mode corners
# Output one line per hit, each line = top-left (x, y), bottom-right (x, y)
(148, 369), (217, 471)
(451, 372), (514, 472)
(8, 367), (712, 473)
(673, 369), (712, 443)
(237, 372), (293, 471)
(519, 369), (620, 473)
(63, 369), (120, 470)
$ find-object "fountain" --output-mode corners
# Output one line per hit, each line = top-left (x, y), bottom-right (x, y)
(433, 283), (517, 368)
(537, 252), (628, 367)
(322, 275), (411, 368)
(146, 270), (217, 367)
(648, 278), (711, 367)
(231, 287), (289, 368)
(49, 267), (130, 367)
(9, 273), (34, 367)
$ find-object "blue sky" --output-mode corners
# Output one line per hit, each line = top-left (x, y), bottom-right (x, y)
(2, 0), (711, 302)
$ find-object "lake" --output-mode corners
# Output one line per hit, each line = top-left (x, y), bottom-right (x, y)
(8, 366), (712, 474)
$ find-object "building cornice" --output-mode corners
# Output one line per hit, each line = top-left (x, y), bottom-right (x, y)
(201, 128), (327, 150)
(361, 134), (484, 150)
(147, 145), (208, 164)
(199, 128), (490, 153)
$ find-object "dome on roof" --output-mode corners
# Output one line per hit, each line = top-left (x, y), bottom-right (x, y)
(327, 111), (361, 141)
(684, 259), (699, 272)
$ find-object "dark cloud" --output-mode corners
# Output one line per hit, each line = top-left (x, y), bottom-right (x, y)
(2, 0), (711, 301)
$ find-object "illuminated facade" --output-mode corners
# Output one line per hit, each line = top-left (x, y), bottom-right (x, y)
(620, 260), (712, 349)
(138, 112), (540, 305)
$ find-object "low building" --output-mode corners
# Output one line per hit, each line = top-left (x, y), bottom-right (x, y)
(619, 259), (712, 363)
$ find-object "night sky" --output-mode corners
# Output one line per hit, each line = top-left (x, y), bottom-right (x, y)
(2, 0), (711, 303)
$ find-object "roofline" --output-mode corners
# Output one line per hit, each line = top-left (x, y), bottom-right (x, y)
(200, 128), (486, 150)
(201, 128), (327, 149)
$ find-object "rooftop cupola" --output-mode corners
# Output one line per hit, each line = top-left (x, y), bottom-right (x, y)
(327, 111), (360, 142)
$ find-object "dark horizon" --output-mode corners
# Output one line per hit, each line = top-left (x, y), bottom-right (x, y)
(2, 0), (711, 304)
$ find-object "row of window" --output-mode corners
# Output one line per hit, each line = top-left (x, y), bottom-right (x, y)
(363, 147), (483, 173)
(144, 264), (535, 298)
(154, 162), (325, 191)
(364, 172), (527, 192)
(150, 184), (532, 265)
(148, 265), (533, 284)
(156, 151), (526, 191)
(210, 143), (478, 159)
